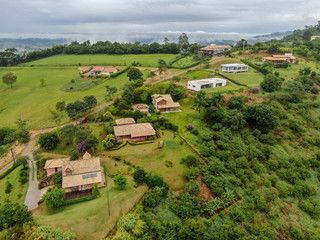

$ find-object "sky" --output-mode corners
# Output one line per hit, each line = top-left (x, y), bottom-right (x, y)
(0, 0), (319, 43)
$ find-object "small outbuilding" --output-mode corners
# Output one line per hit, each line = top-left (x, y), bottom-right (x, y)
(221, 63), (249, 73)
(188, 78), (227, 91)
(132, 104), (149, 113)
(115, 118), (136, 126)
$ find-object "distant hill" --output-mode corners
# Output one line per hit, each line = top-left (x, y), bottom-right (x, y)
(249, 31), (293, 43)
(0, 38), (67, 51)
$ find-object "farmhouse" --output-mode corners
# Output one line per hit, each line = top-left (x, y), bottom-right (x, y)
(152, 94), (181, 113)
(43, 153), (105, 192)
(262, 53), (297, 66)
(87, 66), (118, 75)
(132, 104), (149, 113)
(200, 44), (232, 56)
(114, 123), (156, 142)
(188, 78), (227, 91)
(221, 63), (249, 73)
(62, 157), (105, 192)
(115, 118), (136, 126)
(44, 158), (69, 177)
(101, 67), (118, 75)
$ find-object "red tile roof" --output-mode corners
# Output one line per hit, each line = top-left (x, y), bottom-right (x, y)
(92, 66), (104, 71)
(102, 68), (117, 73)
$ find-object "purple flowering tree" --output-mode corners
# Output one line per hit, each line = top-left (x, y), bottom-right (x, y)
(252, 87), (260, 93)
(77, 141), (87, 153)
(186, 124), (194, 130)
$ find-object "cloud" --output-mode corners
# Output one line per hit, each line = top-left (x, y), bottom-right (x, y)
(0, 0), (319, 42)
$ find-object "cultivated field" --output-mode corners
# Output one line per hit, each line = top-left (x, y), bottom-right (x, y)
(21, 54), (178, 68)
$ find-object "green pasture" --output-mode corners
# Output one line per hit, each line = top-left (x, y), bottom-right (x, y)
(171, 56), (198, 68)
(33, 177), (148, 240)
(106, 130), (193, 190)
(0, 165), (29, 204)
(21, 54), (178, 68)
(0, 67), (149, 129)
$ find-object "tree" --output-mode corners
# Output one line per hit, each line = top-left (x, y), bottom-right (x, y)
(40, 78), (46, 87)
(178, 33), (190, 52)
(59, 124), (78, 145)
(0, 203), (33, 231)
(184, 180), (200, 196)
(113, 174), (127, 189)
(105, 85), (118, 100)
(92, 183), (100, 198)
(158, 59), (167, 76)
(15, 117), (28, 130)
(16, 156), (29, 169)
(147, 71), (156, 80)
(178, 219), (204, 240)
(56, 101), (66, 112)
(142, 187), (163, 208)
(228, 96), (243, 109)
(83, 95), (97, 109)
(164, 37), (169, 45)
(260, 74), (282, 92)
(86, 134), (99, 153)
(181, 155), (199, 168)
(267, 43), (280, 53)
(146, 92), (153, 104)
(303, 29), (312, 41)
(38, 132), (59, 150)
(127, 67), (143, 82)
(134, 167), (147, 185)
(77, 141), (87, 153)
(2, 72), (17, 88)
(70, 150), (79, 160)
(44, 187), (65, 208)
(103, 134), (116, 148)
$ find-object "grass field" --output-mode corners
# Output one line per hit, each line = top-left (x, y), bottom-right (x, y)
(105, 130), (193, 190)
(0, 165), (29, 204)
(0, 67), (149, 129)
(171, 56), (198, 68)
(33, 176), (147, 240)
(21, 54), (178, 68)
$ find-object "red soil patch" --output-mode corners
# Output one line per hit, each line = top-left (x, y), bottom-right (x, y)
(196, 175), (215, 202)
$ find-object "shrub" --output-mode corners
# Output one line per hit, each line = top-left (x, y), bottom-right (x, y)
(252, 87), (260, 93)
(133, 167), (146, 185)
(113, 174), (128, 189)
(180, 155), (199, 168)
(165, 160), (173, 168)
(44, 187), (65, 208)
(38, 132), (59, 150)
(70, 150), (79, 160)
(298, 198), (320, 218)
(142, 187), (163, 208)
(184, 167), (200, 180)
(184, 180), (200, 195)
(186, 124), (194, 130)
(311, 87), (319, 94)
(191, 129), (199, 136)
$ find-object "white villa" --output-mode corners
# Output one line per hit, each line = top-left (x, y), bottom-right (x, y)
(188, 78), (227, 92)
(221, 63), (249, 73)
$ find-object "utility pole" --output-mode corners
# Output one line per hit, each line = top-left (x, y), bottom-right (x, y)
(10, 148), (15, 162)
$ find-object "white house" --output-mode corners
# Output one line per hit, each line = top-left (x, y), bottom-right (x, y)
(188, 78), (227, 92)
(221, 63), (249, 73)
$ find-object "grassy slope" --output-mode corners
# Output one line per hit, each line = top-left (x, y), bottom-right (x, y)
(105, 131), (192, 190)
(0, 67), (149, 129)
(0, 165), (29, 204)
(21, 54), (178, 67)
(33, 177), (148, 240)
(171, 56), (198, 68)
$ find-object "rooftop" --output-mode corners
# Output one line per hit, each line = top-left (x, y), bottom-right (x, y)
(152, 94), (181, 109)
(44, 158), (69, 169)
(114, 123), (156, 138)
(221, 63), (247, 67)
(115, 118), (136, 125)
(102, 67), (117, 73)
(188, 78), (226, 84)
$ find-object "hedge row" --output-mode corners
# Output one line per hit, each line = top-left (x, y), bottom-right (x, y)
(168, 55), (189, 66)
(128, 140), (154, 145)
(215, 72), (248, 87)
(110, 66), (130, 78)
(0, 162), (21, 180)
(240, 59), (269, 75)
(63, 195), (95, 206)
(110, 141), (127, 150)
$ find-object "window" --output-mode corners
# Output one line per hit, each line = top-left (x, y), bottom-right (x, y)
(216, 83), (223, 87)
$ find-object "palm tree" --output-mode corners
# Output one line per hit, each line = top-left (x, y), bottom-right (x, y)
(194, 91), (207, 118)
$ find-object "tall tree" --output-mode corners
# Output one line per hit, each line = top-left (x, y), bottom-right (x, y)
(178, 33), (190, 52)
(2, 72), (17, 88)
(127, 67), (143, 82)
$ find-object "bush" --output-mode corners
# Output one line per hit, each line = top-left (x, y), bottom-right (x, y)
(298, 198), (320, 218)
(184, 180), (200, 195)
(38, 132), (59, 150)
(110, 66), (130, 78)
(133, 167), (146, 185)
(44, 187), (65, 208)
(70, 150), (79, 160)
(311, 87), (319, 94)
(110, 141), (127, 150)
(180, 155), (199, 168)
(191, 129), (199, 136)
(128, 140), (154, 145)
(165, 160), (173, 167)
(142, 187), (163, 208)
(184, 167), (200, 180)
(252, 87), (260, 93)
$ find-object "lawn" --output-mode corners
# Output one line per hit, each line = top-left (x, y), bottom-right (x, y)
(21, 54), (178, 68)
(105, 130), (194, 190)
(0, 165), (29, 204)
(33, 177), (148, 240)
(0, 67), (149, 129)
